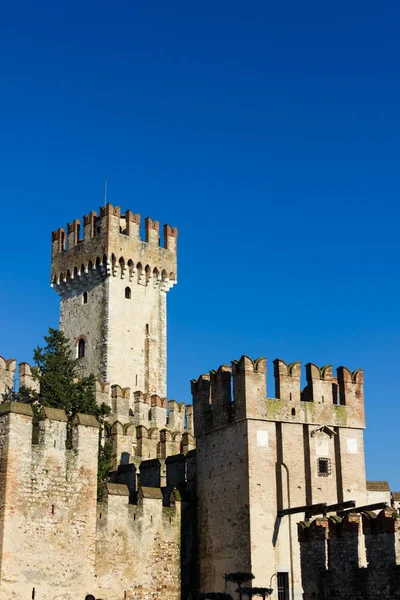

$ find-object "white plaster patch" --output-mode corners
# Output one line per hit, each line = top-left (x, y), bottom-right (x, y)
(347, 438), (358, 454)
(315, 438), (329, 457)
(257, 430), (269, 447)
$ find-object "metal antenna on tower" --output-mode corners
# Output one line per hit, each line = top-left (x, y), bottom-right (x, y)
(104, 178), (108, 206)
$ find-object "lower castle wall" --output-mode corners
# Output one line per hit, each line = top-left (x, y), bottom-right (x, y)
(0, 404), (183, 600)
(95, 489), (181, 600)
(0, 407), (99, 600)
(299, 510), (400, 600)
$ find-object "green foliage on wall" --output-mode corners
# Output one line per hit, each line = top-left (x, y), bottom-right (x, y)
(19, 327), (114, 500)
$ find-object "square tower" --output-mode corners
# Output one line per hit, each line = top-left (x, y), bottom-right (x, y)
(51, 203), (177, 397)
(192, 356), (367, 599)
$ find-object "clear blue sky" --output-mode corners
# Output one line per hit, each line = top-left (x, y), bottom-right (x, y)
(1, 1), (399, 487)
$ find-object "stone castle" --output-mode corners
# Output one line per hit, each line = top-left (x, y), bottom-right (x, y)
(0, 202), (398, 600)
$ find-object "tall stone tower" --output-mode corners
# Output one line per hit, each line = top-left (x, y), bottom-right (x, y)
(51, 203), (177, 397)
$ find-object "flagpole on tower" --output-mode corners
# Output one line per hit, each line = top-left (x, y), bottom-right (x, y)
(104, 178), (108, 206)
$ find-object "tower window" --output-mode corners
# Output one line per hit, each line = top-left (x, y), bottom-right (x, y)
(78, 338), (85, 359)
(146, 324), (149, 336)
(83, 291), (88, 304)
(125, 286), (131, 299)
(317, 457), (331, 477)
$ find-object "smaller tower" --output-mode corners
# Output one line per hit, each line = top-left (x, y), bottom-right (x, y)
(51, 203), (177, 397)
(192, 355), (366, 599)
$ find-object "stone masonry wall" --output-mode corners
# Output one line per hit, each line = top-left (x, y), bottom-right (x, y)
(95, 485), (181, 600)
(60, 277), (107, 381)
(0, 402), (184, 600)
(196, 419), (252, 593)
(106, 274), (167, 397)
(0, 403), (99, 600)
(298, 509), (400, 600)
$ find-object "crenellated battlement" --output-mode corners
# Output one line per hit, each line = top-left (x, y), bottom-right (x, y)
(51, 203), (177, 296)
(0, 356), (16, 397)
(96, 379), (194, 466)
(298, 508), (400, 600)
(18, 361), (40, 392)
(192, 355), (365, 436)
(106, 411), (195, 466)
(0, 400), (99, 452)
(95, 380), (190, 428)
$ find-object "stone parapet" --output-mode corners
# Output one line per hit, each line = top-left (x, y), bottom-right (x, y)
(298, 509), (400, 600)
(51, 202), (177, 296)
(192, 355), (365, 436)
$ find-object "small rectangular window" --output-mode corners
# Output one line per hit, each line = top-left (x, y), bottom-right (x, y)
(318, 457), (331, 477)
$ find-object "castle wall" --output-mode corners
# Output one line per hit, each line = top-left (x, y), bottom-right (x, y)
(0, 402), (185, 600)
(95, 485), (181, 600)
(298, 509), (400, 600)
(93, 377), (193, 469)
(0, 403), (99, 600)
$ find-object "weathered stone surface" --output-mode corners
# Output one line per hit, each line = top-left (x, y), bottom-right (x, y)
(298, 509), (400, 599)
(0, 405), (183, 600)
(51, 203), (177, 399)
(192, 355), (367, 599)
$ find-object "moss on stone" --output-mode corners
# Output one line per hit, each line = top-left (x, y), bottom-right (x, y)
(333, 404), (347, 426)
(301, 401), (316, 422)
(266, 398), (282, 419)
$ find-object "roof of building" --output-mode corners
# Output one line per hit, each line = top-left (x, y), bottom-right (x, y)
(366, 480), (390, 492)
(392, 492), (400, 501)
